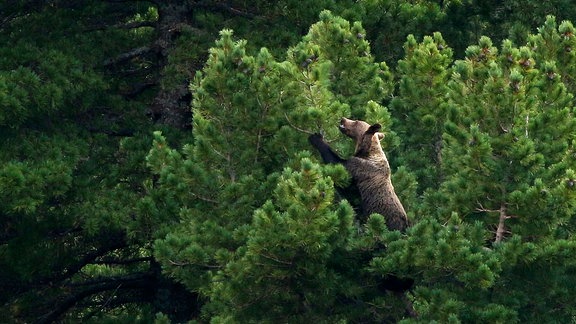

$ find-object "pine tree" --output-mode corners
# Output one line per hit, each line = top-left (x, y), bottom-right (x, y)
(1, 2), (197, 322)
(419, 30), (576, 322)
(208, 157), (355, 322)
(528, 16), (576, 95)
(149, 12), (411, 321)
(391, 32), (453, 190)
(439, 35), (576, 241)
(365, 19), (576, 323)
(348, 0), (446, 64)
(1, 2), (383, 322)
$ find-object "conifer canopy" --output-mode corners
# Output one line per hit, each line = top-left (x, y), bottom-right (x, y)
(2, 1), (576, 322)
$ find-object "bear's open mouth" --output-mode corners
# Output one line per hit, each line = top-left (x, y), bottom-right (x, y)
(339, 118), (347, 131)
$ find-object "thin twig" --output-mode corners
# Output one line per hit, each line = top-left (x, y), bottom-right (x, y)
(259, 252), (293, 266)
(168, 259), (221, 269)
(284, 113), (314, 135)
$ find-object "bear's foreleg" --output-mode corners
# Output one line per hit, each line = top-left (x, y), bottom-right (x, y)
(308, 133), (345, 164)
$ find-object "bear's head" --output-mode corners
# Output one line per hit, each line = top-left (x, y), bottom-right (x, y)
(339, 117), (383, 140)
(339, 117), (385, 158)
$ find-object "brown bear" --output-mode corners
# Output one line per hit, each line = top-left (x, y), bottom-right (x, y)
(310, 119), (416, 312)
(309, 117), (408, 232)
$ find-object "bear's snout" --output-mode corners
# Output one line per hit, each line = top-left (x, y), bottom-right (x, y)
(339, 118), (351, 137)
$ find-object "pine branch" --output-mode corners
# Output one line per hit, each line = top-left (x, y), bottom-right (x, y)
(2, 233), (129, 291)
(168, 259), (221, 269)
(197, 1), (257, 19)
(37, 272), (154, 324)
(45, 232), (128, 284)
(64, 272), (153, 287)
(48, 226), (83, 238)
(191, 192), (219, 204)
(258, 252), (293, 266)
(397, 291), (418, 318)
(92, 256), (153, 265)
(0, 12), (19, 29)
(284, 113), (315, 135)
(82, 294), (152, 320)
(85, 20), (156, 32)
(103, 46), (154, 67)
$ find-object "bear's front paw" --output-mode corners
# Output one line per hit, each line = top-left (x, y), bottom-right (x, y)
(308, 133), (325, 146)
(308, 133), (324, 144)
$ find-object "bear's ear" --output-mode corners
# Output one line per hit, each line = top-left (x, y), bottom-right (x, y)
(377, 132), (384, 140)
(366, 123), (382, 135)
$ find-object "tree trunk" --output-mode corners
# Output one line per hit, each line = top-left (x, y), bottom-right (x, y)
(151, 2), (194, 129)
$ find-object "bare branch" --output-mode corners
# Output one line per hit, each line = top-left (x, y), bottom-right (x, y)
(191, 192), (218, 204)
(103, 46), (154, 67)
(85, 20), (156, 32)
(197, 1), (257, 19)
(476, 201), (518, 243)
(475, 201), (499, 213)
(92, 256), (153, 265)
(495, 203), (508, 243)
(64, 272), (152, 287)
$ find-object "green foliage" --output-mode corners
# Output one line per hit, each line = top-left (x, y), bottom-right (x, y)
(348, 0), (446, 64)
(528, 16), (576, 95)
(289, 10), (393, 117)
(413, 20), (576, 323)
(5, 0), (576, 322)
(149, 12), (576, 323)
(0, 45), (106, 127)
(150, 12), (406, 322)
(208, 158), (355, 322)
(435, 34), (576, 236)
(283, 10), (395, 156)
(391, 32), (454, 190)
(0, 2), (161, 323)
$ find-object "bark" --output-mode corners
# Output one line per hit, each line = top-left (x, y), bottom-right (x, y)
(495, 203), (508, 243)
(149, 2), (195, 129)
(149, 1), (258, 129)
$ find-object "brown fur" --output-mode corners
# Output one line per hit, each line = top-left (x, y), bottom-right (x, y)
(309, 120), (415, 303)
(310, 118), (408, 231)
(340, 118), (408, 232)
